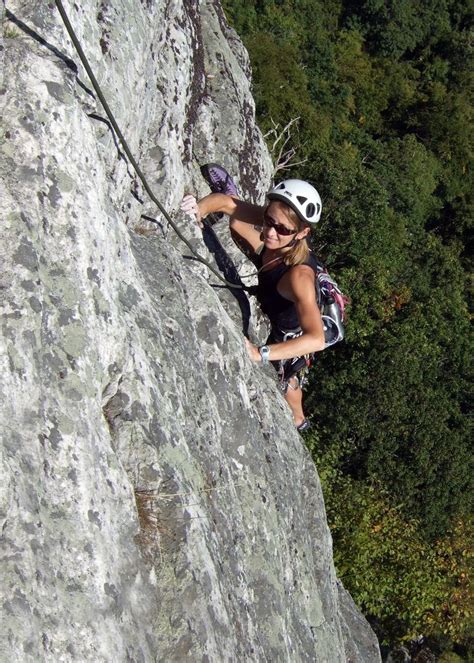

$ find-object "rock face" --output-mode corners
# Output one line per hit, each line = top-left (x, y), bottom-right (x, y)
(0, 1), (381, 661)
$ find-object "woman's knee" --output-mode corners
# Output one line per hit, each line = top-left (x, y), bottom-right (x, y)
(287, 376), (300, 392)
(284, 379), (302, 405)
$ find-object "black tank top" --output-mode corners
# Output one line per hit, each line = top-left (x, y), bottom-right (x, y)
(255, 251), (321, 335)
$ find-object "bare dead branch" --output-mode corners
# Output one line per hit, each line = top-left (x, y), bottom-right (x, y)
(263, 117), (308, 176)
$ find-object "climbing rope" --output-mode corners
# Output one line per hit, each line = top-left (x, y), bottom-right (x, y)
(54, 0), (249, 291)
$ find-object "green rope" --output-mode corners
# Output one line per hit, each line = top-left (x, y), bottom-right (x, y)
(54, 0), (248, 291)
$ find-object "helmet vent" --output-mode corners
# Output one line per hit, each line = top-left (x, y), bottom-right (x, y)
(306, 203), (315, 218)
(297, 196), (307, 205)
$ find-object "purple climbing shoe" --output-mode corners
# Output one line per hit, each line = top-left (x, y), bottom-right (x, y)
(200, 163), (239, 197)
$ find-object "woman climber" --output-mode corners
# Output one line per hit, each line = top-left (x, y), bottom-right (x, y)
(181, 164), (326, 432)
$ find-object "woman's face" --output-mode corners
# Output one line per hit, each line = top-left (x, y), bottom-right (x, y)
(263, 202), (309, 250)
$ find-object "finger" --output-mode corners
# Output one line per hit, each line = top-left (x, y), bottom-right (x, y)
(180, 194), (197, 211)
(180, 203), (198, 214)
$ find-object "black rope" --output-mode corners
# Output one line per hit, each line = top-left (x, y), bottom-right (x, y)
(53, 0), (249, 291)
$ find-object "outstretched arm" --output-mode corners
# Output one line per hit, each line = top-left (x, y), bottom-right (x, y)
(182, 193), (265, 254)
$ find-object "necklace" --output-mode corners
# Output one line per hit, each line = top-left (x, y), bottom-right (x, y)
(259, 254), (284, 273)
(238, 253), (284, 281)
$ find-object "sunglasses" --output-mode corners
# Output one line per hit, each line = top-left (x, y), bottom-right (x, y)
(263, 213), (298, 236)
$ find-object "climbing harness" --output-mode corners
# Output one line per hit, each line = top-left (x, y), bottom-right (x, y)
(53, 0), (249, 292)
(276, 330), (314, 393)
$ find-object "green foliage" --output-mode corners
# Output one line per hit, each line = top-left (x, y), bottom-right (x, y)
(307, 469), (474, 646)
(439, 654), (465, 663)
(309, 234), (472, 535)
(342, 0), (453, 59)
(334, 483), (446, 639)
(223, 0), (473, 651)
(245, 32), (312, 127)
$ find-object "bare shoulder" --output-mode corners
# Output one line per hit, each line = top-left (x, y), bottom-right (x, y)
(289, 263), (315, 278)
(279, 263), (316, 302)
(286, 264), (316, 287)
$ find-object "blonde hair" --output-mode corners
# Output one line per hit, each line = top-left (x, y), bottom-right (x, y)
(280, 205), (311, 266)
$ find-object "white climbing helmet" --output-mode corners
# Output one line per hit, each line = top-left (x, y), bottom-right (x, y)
(267, 179), (322, 224)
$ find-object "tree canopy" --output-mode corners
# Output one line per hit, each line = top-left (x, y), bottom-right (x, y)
(223, 0), (473, 655)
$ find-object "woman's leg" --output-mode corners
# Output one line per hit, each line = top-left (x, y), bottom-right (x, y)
(201, 163), (263, 256)
(284, 376), (305, 427)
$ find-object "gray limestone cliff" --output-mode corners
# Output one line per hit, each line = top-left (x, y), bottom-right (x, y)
(0, 1), (381, 661)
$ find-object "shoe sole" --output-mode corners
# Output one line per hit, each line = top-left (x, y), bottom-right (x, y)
(200, 163), (239, 196)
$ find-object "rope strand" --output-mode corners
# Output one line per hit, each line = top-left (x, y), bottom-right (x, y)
(54, 0), (249, 291)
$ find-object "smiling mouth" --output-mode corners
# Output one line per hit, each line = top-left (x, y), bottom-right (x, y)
(265, 234), (282, 242)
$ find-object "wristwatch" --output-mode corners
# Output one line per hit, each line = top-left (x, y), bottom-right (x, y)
(259, 345), (271, 365)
